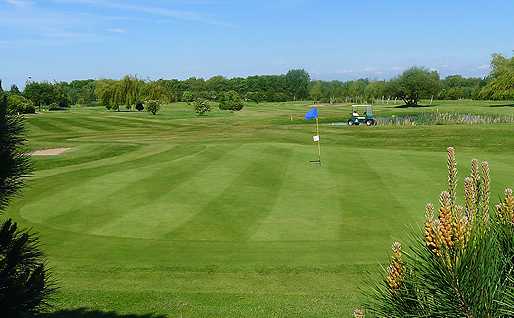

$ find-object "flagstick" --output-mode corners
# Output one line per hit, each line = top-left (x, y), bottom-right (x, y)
(316, 116), (321, 163)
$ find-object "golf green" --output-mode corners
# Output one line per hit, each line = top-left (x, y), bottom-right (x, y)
(5, 101), (514, 317)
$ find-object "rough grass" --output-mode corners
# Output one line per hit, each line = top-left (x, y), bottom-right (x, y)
(4, 100), (514, 317)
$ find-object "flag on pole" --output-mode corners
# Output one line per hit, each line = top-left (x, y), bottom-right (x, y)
(304, 107), (318, 120)
(304, 106), (322, 164)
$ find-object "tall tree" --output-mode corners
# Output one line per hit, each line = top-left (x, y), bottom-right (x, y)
(480, 53), (514, 100)
(0, 91), (56, 316)
(388, 67), (440, 106)
(309, 81), (323, 102)
(286, 69), (310, 100)
(10, 84), (21, 95)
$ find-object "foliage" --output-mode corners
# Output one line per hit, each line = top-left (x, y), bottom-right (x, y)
(10, 84), (21, 95)
(66, 79), (97, 106)
(480, 53), (514, 100)
(0, 95), (31, 210)
(0, 220), (56, 317)
(439, 75), (485, 100)
(119, 75), (144, 110)
(219, 90), (244, 111)
(145, 100), (161, 115)
(182, 91), (194, 104)
(388, 67), (440, 106)
(24, 82), (58, 108)
(309, 81), (323, 101)
(193, 99), (211, 116)
(366, 147), (514, 317)
(7, 94), (35, 114)
(135, 101), (144, 112)
(285, 69), (310, 100)
(0, 92), (55, 316)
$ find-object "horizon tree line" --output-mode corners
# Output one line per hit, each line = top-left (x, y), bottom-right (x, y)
(0, 53), (513, 113)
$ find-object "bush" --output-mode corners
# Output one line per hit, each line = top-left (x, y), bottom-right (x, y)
(145, 100), (161, 115)
(7, 94), (35, 114)
(182, 91), (194, 104)
(135, 101), (144, 112)
(0, 220), (56, 316)
(219, 90), (244, 111)
(364, 147), (514, 317)
(194, 99), (211, 116)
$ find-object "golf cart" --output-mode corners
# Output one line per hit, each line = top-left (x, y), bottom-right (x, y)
(347, 105), (376, 126)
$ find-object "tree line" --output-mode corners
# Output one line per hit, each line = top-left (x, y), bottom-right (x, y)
(1, 53), (513, 113)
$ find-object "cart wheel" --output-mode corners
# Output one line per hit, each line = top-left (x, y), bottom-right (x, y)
(348, 120), (353, 126)
(366, 120), (373, 126)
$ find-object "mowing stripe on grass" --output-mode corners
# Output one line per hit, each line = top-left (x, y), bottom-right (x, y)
(168, 144), (292, 241)
(250, 144), (343, 241)
(88, 143), (247, 238)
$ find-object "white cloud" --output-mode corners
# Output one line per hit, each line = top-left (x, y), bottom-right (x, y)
(5, 0), (33, 7)
(477, 64), (490, 70)
(52, 0), (232, 26)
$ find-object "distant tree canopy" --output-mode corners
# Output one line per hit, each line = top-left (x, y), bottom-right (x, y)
(388, 67), (440, 106)
(480, 53), (514, 100)
(4, 56), (514, 112)
(286, 69), (310, 100)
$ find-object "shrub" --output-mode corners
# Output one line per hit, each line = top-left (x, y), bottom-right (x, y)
(194, 99), (211, 116)
(0, 220), (56, 316)
(145, 100), (161, 115)
(7, 94), (35, 114)
(219, 90), (244, 111)
(364, 147), (514, 317)
(182, 91), (194, 104)
(135, 101), (144, 112)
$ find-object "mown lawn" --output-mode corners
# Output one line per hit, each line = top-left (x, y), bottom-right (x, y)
(5, 100), (514, 317)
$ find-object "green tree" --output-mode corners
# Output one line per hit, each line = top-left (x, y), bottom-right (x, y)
(182, 91), (194, 104)
(286, 69), (310, 100)
(119, 75), (143, 110)
(95, 79), (121, 111)
(194, 99), (211, 116)
(388, 67), (440, 106)
(480, 53), (514, 100)
(246, 91), (263, 104)
(364, 81), (386, 102)
(7, 95), (35, 114)
(0, 92), (56, 316)
(23, 82), (57, 110)
(219, 90), (244, 111)
(309, 81), (323, 102)
(9, 84), (21, 95)
(145, 100), (161, 115)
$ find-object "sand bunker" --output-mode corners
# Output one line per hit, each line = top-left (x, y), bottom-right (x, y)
(31, 148), (72, 156)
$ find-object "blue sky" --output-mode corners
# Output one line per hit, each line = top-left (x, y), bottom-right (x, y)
(1, 0), (513, 88)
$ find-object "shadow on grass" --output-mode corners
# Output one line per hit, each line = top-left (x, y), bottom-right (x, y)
(487, 103), (514, 107)
(394, 104), (433, 108)
(38, 308), (166, 318)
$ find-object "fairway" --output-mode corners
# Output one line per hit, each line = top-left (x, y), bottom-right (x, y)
(6, 101), (514, 317)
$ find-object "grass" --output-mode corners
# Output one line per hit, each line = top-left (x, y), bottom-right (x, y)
(4, 100), (514, 317)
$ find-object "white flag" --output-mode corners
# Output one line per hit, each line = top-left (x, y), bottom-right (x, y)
(313, 135), (320, 142)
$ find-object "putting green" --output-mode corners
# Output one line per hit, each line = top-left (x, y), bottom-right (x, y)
(6, 101), (514, 317)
